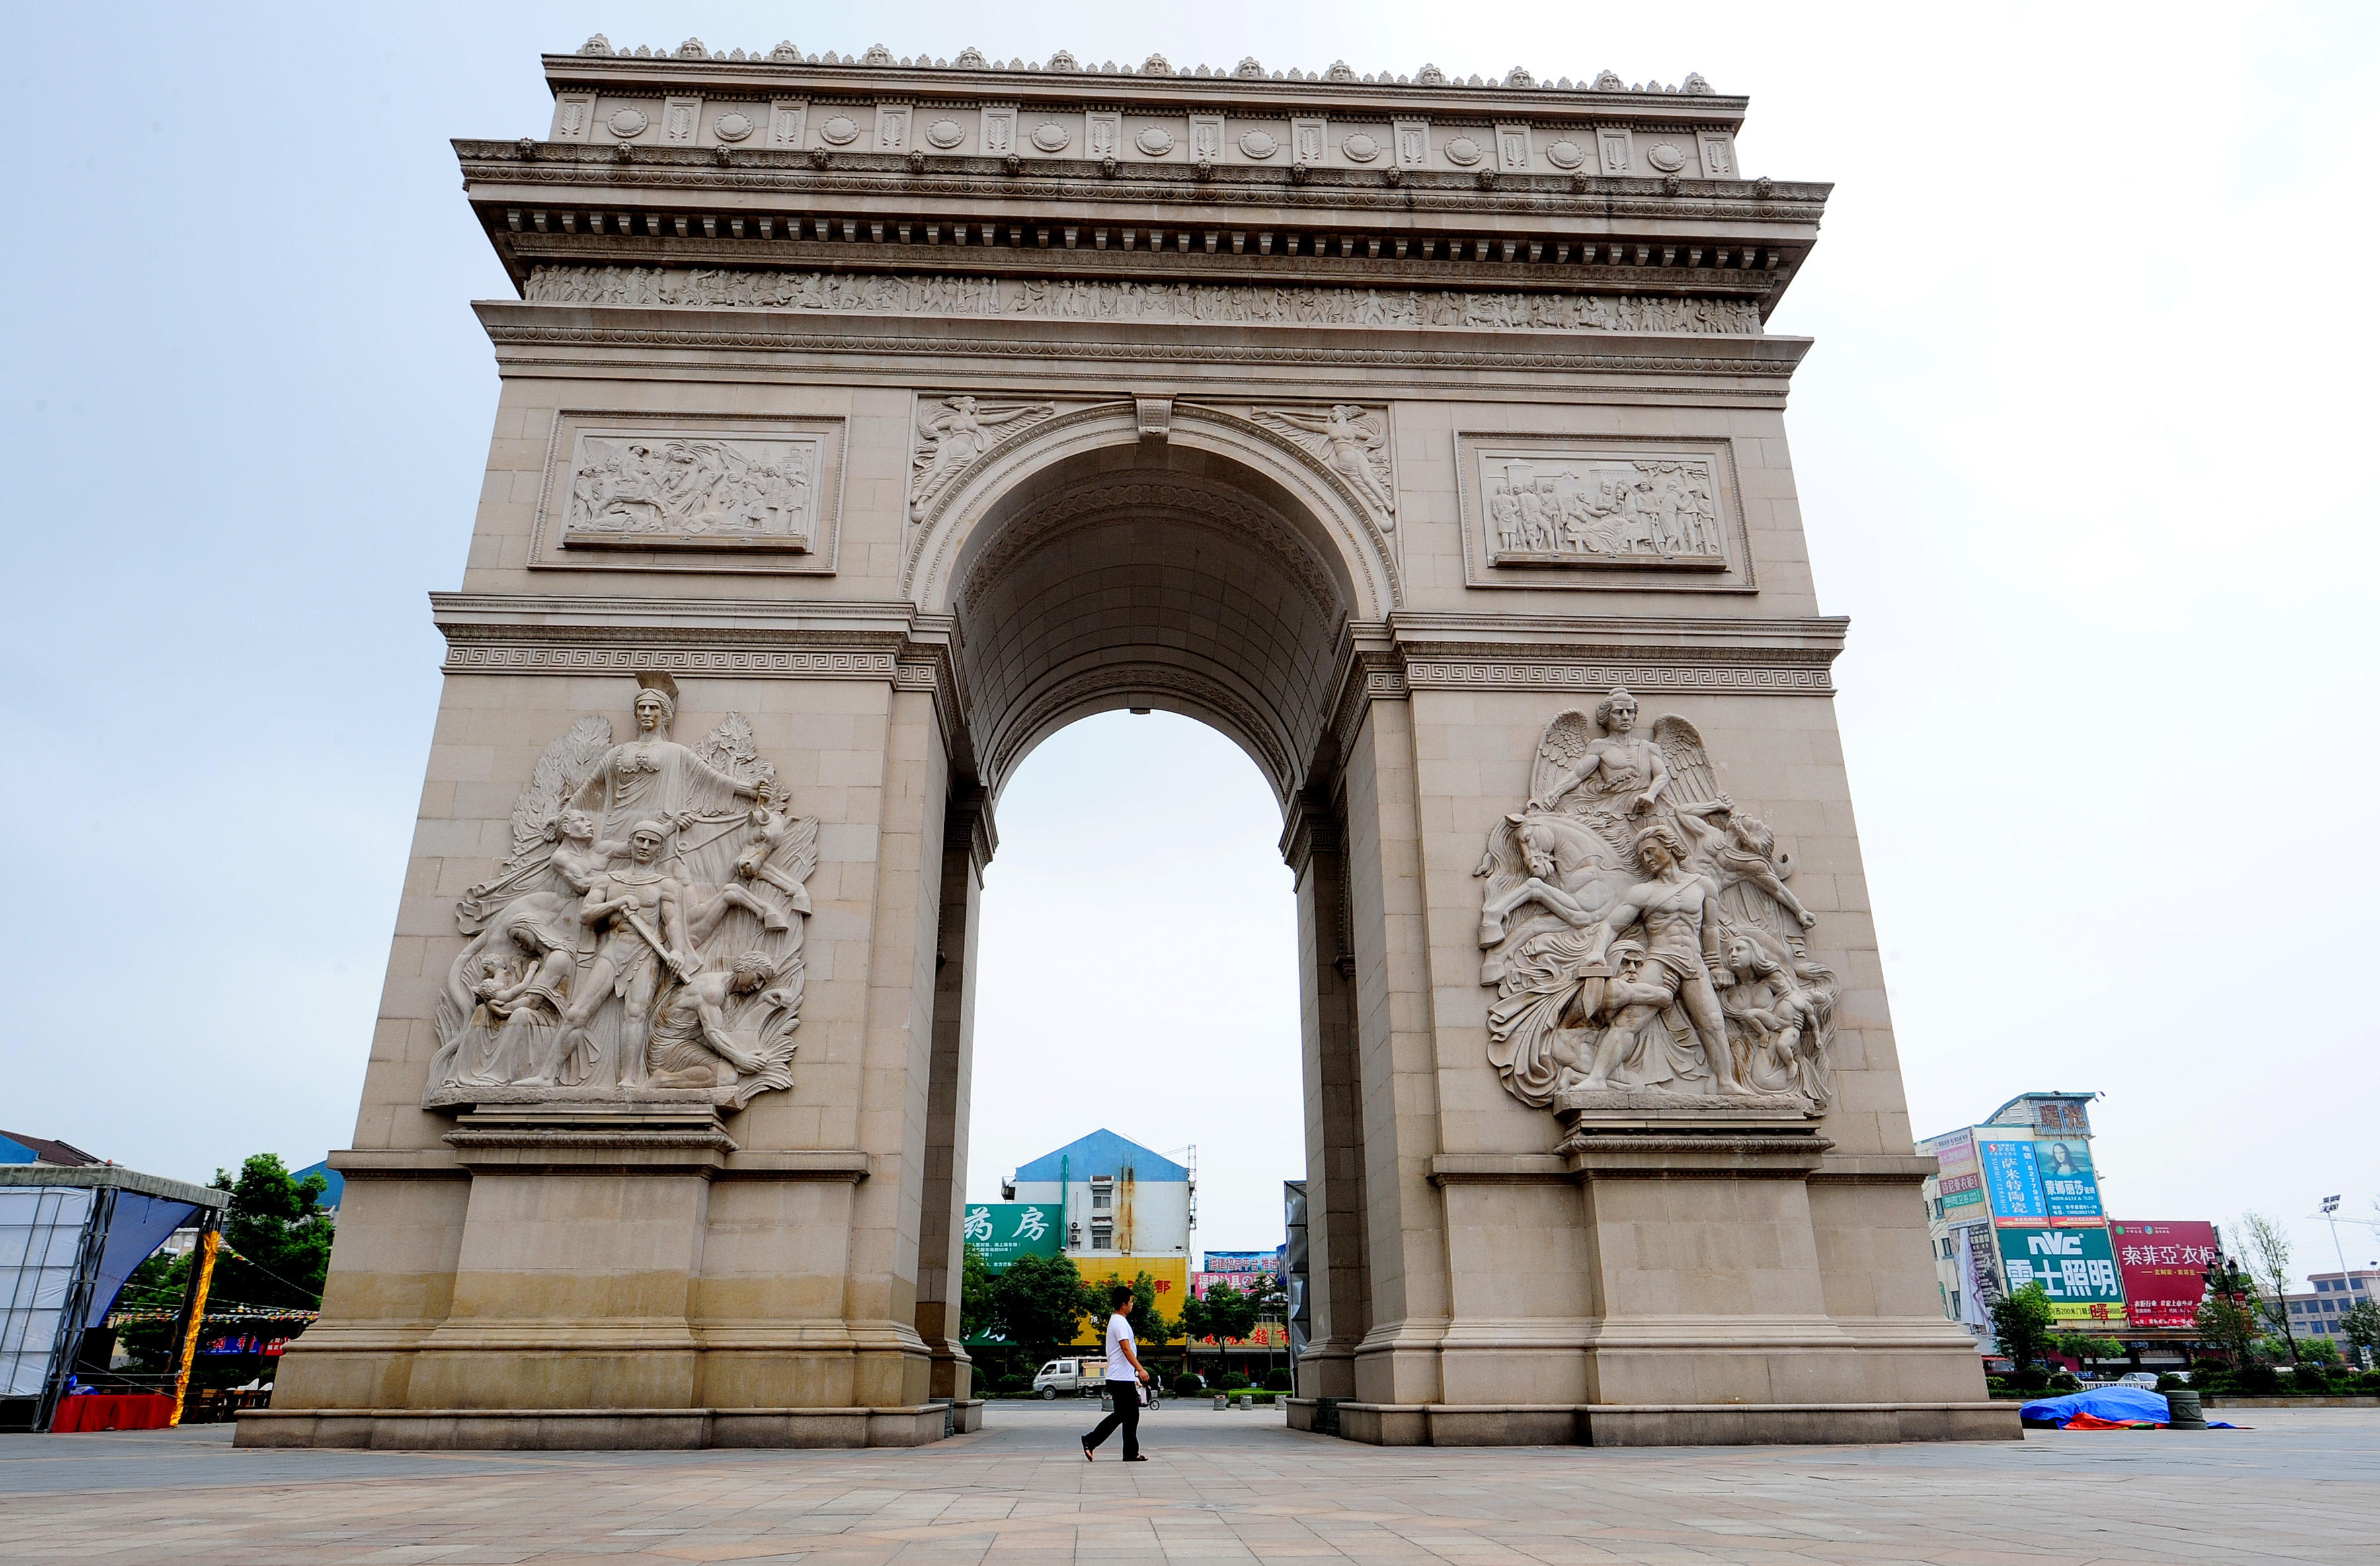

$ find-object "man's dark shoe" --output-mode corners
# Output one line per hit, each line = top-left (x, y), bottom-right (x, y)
(1123, 1454), (1149, 1462)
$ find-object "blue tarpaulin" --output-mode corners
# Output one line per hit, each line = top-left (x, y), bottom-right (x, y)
(2020, 1385), (2170, 1425)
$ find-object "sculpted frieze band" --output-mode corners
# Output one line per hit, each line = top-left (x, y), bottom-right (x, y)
(428, 678), (817, 1110)
(524, 265), (1763, 336)
(1476, 690), (1838, 1123)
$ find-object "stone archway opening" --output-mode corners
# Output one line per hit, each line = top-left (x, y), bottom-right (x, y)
(949, 443), (1358, 807)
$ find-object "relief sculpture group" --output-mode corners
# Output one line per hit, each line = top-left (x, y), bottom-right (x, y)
(1475, 688), (1837, 1119)
(425, 677), (818, 1108)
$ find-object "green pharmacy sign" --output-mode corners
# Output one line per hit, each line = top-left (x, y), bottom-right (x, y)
(963, 1203), (1062, 1270)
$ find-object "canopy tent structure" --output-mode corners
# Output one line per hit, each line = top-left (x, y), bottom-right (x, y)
(0, 1165), (228, 1432)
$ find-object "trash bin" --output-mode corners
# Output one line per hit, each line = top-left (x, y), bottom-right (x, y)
(2165, 1389), (2206, 1428)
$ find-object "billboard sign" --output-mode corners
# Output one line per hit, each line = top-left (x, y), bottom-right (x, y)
(1068, 1257), (1191, 1346)
(1202, 1249), (1282, 1276)
(2108, 1220), (2219, 1330)
(962, 1203), (1061, 1270)
(2032, 1139), (2102, 1221)
(1924, 1130), (1985, 1214)
(1977, 1137), (2046, 1221)
(1996, 1225), (2128, 1326)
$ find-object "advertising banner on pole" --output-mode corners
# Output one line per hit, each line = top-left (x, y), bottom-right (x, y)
(962, 1203), (1061, 1270)
(2031, 1139), (2103, 1221)
(1996, 1225), (2128, 1326)
(1977, 1137), (2046, 1222)
(2107, 1220), (2220, 1329)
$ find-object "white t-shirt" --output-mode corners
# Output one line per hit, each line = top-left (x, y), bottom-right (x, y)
(1103, 1312), (1136, 1381)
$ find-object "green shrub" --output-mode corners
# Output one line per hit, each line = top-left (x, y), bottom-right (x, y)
(1984, 1376), (2010, 1395)
(1254, 1392), (1275, 1405)
(994, 1374), (1031, 1397)
(2155, 1374), (2192, 1392)
(2012, 1368), (2049, 1393)
(1263, 1368), (1293, 1392)
(1173, 1374), (1205, 1397)
(2047, 1372), (2081, 1392)
(1219, 1372), (1251, 1391)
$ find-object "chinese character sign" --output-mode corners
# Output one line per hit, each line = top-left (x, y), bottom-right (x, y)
(963, 1204), (1062, 1270)
(2032, 1139), (2102, 1219)
(1977, 1138), (2046, 1221)
(2108, 1219), (2219, 1330)
(1924, 1132), (1987, 1214)
(1995, 1225), (2129, 1326)
(1203, 1249), (1283, 1278)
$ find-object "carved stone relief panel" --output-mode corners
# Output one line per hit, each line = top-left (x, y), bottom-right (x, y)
(874, 103), (912, 153)
(1454, 433), (1755, 592)
(1495, 122), (1532, 171)
(428, 677), (817, 1112)
(1250, 403), (1397, 527)
(1698, 132), (1735, 178)
(1476, 697), (1835, 1139)
(1292, 116), (1327, 165)
(1189, 113), (1224, 163)
(1086, 110), (1121, 160)
(1597, 125), (1634, 175)
(661, 95), (701, 144)
(1394, 118), (1430, 168)
(908, 393), (1068, 524)
(525, 266), (1763, 339)
(769, 99), (807, 147)
(529, 412), (846, 576)
(980, 104), (1015, 156)
(551, 94), (594, 142)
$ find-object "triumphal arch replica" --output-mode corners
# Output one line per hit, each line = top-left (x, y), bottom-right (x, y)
(245, 38), (2008, 1450)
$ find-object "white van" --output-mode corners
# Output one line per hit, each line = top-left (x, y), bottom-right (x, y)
(1030, 1358), (1100, 1398)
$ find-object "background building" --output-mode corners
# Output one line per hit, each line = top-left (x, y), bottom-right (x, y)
(1921, 1092), (2124, 1350)
(2278, 1266), (2379, 1365)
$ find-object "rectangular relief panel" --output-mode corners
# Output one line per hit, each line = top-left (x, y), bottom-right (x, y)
(530, 411), (846, 575)
(1454, 432), (1755, 593)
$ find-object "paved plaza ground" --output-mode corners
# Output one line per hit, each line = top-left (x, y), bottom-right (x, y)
(4, 1401), (2373, 1564)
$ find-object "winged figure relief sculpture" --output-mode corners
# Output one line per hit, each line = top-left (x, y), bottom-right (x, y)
(1253, 404), (1397, 525)
(1475, 688), (1838, 1117)
(426, 676), (818, 1112)
(909, 395), (1056, 522)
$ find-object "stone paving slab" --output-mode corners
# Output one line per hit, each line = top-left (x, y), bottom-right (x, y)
(3, 1403), (2375, 1565)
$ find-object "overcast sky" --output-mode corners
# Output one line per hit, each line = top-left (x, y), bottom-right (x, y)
(5, 3), (2373, 1286)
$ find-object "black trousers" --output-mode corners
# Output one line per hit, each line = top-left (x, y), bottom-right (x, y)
(1082, 1380), (1141, 1457)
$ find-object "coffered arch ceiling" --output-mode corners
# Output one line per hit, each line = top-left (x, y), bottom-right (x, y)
(951, 453), (1353, 807)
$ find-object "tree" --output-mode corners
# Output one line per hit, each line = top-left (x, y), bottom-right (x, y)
(1182, 1278), (1261, 1348)
(2293, 1333), (2342, 1366)
(116, 1153), (336, 1386)
(2340, 1299), (2380, 1368)
(1123, 1271), (1180, 1350)
(990, 1253), (1090, 1360)
(2233, 1213), (2303, 1364)
(1988, 1282), (2057, 1373)
(959, 1243), (998, 1342)
(2194, 1286), (2262, 1368)
(2051, 1331), (2124, 1366)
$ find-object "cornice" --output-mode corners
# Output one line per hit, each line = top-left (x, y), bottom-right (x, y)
(459, 142), (1825, 224)
(475, 311), (1809, 382)
(1388, 612), (1850, 653)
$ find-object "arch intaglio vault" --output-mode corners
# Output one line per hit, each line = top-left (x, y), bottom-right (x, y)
(245, 42), (2012, 1451)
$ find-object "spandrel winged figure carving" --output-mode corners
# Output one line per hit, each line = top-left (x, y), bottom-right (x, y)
(910, 395), (1056, 522)
(426, 682), (818, 1112)
(1474, 690), (1836, 1115)
(1253, 404), (1397, 524)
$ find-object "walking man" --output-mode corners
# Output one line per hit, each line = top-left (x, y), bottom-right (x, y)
(1081, 1285), (1150, 1462)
